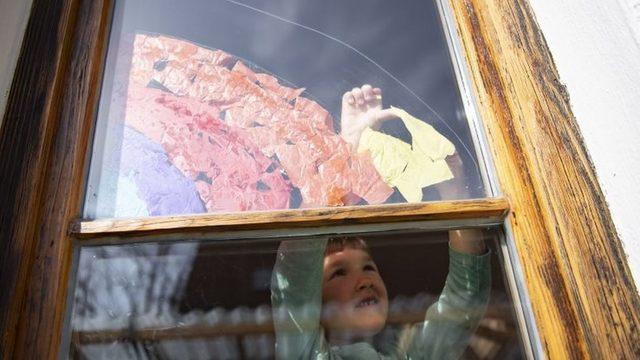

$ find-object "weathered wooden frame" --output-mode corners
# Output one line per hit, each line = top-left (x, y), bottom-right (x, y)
(72, 198), (510, 237)
(1, 0), (638, 358)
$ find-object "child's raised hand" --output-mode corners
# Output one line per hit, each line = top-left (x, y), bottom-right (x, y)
(340, 84), (396, 149)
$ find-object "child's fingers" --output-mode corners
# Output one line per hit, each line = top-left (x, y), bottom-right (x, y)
(375, 108), (398, 122)
(362, 84), (375, 102)
(365, 108), (398, 131)
(343, 86), (382, 107)
(351, 87), (365, 106)
(373, 88), (382, 101)
(342, 91), (355, 105)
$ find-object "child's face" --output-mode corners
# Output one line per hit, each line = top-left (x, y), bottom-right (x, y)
(321, 248), (389, 335)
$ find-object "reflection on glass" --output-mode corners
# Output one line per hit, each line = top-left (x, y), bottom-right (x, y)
(67, 229), (524, 359)
(84, 0), (486, 219)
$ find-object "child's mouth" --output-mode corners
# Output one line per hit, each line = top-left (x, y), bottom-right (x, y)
(355, 296), (379, 308)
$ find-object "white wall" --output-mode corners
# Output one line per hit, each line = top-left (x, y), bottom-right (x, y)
(528, 0), (640, 289)
(0, 0), (33, 128)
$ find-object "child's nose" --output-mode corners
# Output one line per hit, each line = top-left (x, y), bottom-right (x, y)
(356, 277), (374, 291)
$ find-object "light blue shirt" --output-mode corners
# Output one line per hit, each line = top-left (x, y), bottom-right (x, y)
(271, 238), (491, 359)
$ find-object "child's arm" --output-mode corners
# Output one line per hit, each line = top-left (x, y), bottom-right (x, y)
(450, 228), (486, 254)
(402, 138), (489, 358)
(402, 156), (490, 358)
(400, 241), (490, 359)
(340, 84), (487, 255)
(406, 167), (489, 359)
(270, 238), (330, 359)
(339, 85), (490, 358)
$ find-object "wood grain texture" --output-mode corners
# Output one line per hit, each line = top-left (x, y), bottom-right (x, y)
(0, 0), (113, 358)
(2, 0), (639, 357)
(0, 0), (79, 357)
(73, 198), (510, 237)
(449, 0), (640, 358)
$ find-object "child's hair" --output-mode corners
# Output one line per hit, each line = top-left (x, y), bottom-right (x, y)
(325, 236), (370, 257)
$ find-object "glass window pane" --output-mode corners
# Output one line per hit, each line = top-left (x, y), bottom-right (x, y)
(84, 0), (488, 219)
(66, 228), (526, 359)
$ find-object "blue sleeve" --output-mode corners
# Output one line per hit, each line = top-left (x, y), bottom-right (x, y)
(401, 247), (491, 360)
(270, 238), (331, 359)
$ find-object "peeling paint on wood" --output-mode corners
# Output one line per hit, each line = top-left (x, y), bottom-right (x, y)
(450, 0), (640, 358)
(1, 0), (639, 358)
(0, 0), (112, 358)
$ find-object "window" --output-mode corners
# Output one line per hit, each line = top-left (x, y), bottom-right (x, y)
(1, 0), (636, 358)
(69, 229), (524, 359)
(84, 0), (491, 219)
(65, 1), (531, 358)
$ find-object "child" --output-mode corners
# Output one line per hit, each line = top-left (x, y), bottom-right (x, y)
(271, 86), (491, 359)
(271, 233), (490, 359)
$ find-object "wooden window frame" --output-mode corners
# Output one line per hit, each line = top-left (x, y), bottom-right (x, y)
(1, 0), (638, 358)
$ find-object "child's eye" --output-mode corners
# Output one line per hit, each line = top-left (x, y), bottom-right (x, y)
(363, 264), (377, 272)
(329, 268), (346, 280)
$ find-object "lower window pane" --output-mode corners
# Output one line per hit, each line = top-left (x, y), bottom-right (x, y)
(67, 228), (526, 359)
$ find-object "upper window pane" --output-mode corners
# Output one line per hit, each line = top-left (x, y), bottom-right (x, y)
(84, 0), (488, 219)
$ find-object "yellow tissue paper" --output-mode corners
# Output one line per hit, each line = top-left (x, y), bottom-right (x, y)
(357, 107), (456, 202)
